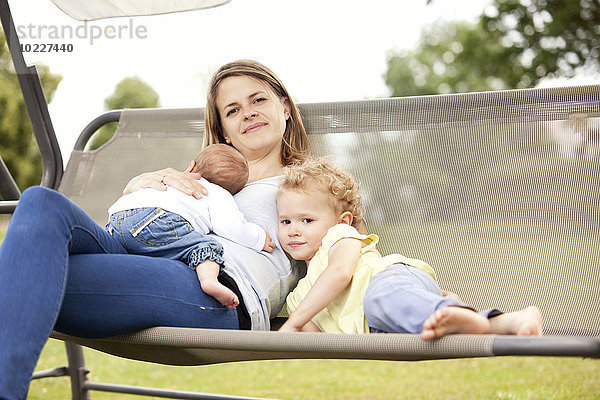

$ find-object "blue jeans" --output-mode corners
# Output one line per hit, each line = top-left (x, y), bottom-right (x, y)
(0, 187), (239, 400)
(107, 208), (225, 268)
(364, 263), (499, 333)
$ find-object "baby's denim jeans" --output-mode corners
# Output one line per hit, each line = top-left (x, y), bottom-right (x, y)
(107, 207), (225, 269)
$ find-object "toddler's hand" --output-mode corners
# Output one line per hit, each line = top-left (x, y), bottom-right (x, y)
(278, 321), (302, 332)
(263, 232), (276, 253)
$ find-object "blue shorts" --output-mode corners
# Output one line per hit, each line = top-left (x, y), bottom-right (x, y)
(364, 263), (499, 334)
(106, 207), (224, 269)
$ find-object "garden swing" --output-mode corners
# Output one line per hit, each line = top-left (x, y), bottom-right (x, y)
(0, 1), (598, 399)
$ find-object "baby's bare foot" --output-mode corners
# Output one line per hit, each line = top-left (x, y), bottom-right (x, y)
(201, 281), (239, 308)
(489, 306), (542, 336)
(421, 307), (490, 341)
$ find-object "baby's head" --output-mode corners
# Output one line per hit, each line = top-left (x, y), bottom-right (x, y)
(191, 144), (249, 195)
(276, 157), (365, 261)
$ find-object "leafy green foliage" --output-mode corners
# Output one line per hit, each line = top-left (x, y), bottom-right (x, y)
(483, 0), (600, 85)
(86, 76), (160, 150)
(0, 32), (61, 193)
(386, 0), (600, 96)
(386, 21), (511, 96)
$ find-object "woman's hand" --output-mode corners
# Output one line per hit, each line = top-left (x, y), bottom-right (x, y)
(122, 160), (207, 199)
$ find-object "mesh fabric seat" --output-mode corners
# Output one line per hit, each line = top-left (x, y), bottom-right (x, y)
(48, 86), (600, 397)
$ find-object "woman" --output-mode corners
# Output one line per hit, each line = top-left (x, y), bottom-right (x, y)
(0, 60), (310, 400)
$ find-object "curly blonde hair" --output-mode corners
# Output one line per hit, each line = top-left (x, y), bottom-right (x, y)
(279, 157), (365, 228)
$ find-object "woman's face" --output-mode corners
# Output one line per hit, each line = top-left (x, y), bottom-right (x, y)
(216, 75), (290, 162)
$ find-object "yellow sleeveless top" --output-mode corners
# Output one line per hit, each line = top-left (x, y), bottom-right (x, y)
(283, 224), (436, 333)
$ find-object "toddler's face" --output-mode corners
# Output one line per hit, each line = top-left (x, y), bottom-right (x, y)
(277, 189), (339, 262)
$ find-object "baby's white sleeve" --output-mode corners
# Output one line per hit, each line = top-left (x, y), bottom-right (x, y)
(208, 190), (267, 252)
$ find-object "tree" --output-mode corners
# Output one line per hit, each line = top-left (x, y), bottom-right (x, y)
(385, 21), (512, 96)
(386, 0), (600, 97)
(482, 0), (600, 86)
(87, 76), (160, 150)
(0, 31), (62, 193)
(379, 0), (600, 237)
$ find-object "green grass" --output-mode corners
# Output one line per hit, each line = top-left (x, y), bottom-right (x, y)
(29, 339), (599, 399)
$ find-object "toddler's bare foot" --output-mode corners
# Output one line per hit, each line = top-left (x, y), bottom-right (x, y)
(489, 306), (542, 336)
(421, 306), (490, 341)
(201, 281), (239, 308)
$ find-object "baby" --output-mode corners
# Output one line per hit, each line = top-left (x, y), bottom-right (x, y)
(107, 144), (275, 307)
(276, 157), (542, 339)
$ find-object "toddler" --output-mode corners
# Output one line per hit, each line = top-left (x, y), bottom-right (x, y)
(276, 157), (542, 339)
(107, 144), (276, 308)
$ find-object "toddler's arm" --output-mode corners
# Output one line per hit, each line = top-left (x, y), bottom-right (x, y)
(279, 237), (361, 332)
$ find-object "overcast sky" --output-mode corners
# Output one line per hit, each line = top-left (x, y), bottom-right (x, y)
(8, 0), (596, 159)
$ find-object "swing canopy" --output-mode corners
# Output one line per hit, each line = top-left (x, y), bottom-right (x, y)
(49, 0), (231, 20)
